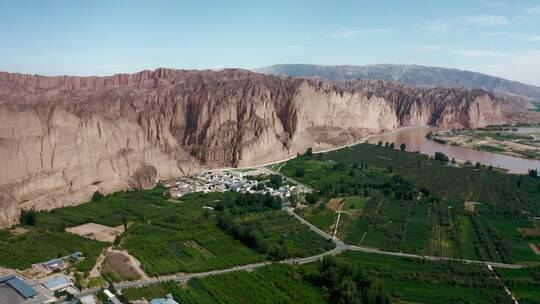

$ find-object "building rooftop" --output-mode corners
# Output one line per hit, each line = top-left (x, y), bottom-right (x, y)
(44, 258), (64, 267)
(150, 293), (179, 304)
(6, 277), (37, 299)
(44, 277), (69, 290)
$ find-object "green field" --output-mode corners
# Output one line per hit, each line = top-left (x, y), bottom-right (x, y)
(124, 250), (517, 304)
(0, 187), (335, 277)
(497, 267), (540, 303)
(336, 251), (512, 303)
(123, 264), (327, 304)
(278, 144), (540, 264)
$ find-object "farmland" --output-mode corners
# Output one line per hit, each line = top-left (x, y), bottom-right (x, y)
(0, 185), (335, 278)
(335, 251), (512, 303)
(278, 144), (540, 264)
(123, 250), (516, 304)
(497, 267), (540, 303)
(123, 264), (327, 304)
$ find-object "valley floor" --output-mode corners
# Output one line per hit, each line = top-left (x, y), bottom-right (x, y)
(2, 141), (540, 304)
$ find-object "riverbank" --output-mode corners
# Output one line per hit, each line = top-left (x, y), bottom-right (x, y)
(429, 128), (540, 161)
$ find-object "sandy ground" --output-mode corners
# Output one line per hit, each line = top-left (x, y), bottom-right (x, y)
(19, 267), (50, 280)
(10, 227), (29, 235)
(66, 223), (124, 242)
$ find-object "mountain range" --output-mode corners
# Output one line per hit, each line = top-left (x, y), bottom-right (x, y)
(255, 64), (540, 101)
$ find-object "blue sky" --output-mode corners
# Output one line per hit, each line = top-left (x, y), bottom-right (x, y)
(1, 0), (540, 85)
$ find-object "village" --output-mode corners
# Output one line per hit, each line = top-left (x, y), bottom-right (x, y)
(0, 167), (310, 304)
(165, 167), (311, 203)
(0, 250), (177, 304)
(0, 252), (90, 304)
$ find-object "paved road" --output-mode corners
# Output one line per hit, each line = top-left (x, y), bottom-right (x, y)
(290, 211), (523, 270)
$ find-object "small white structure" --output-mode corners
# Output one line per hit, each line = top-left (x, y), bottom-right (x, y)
(80, 295), (98, 304)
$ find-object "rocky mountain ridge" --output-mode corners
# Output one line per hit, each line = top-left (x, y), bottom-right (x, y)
(0, 68), (504, 227)
(255, 64), (540, 101)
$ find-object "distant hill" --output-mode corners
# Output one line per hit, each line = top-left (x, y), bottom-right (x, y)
(255, 64), (540, 100)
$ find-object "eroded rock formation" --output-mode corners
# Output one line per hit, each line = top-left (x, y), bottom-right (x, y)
(0, 68), (504, 227)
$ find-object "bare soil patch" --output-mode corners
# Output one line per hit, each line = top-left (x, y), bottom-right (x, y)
(19, 267), (49, 280)
(102, 251), (142, 281)
(518, 228), (540, 237)
(464, 202), (476, 212)
(66, 222), (124, 242)
(10, 227), (29, 236)
(529, 243), (540, 255)
(326, 198), (345, 212)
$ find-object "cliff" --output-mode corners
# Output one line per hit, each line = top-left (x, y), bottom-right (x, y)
(0, 68), (504, 227)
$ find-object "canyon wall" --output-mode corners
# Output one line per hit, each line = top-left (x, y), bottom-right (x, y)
(0, 68), (504, 227)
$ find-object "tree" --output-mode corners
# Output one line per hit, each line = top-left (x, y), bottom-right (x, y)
(475, 162), (481, 169)
(269, 174), (282, 189)
(304, 147), (313, 157)
(92, 191), (104, 202)
(377, 141), (382, 146)
(20, 209), (37, 226)
(389, 143), (395, 149)
(400, 143), (406, 151)
(434, 152), (449, 162)
(384, 142), (389, 148)
(529, 169), (538, 178)
(305, 192), (320, 205)
(295, 166), (306, 177)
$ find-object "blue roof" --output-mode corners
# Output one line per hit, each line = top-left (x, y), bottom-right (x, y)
(150, 297), (179, 304)
(0, 274), (15, 284)
(44, 277), (69, 290)
(44, 258), (64, 266)
(6, 277), (37, 299)
(70, 252), (83, 258)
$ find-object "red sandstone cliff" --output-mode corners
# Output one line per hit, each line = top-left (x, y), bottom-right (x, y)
(0, 68), (504, 227)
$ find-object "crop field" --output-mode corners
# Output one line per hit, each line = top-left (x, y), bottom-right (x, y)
(336, 251), (511, 304)
(0, 229), (105, 271)
(123, 250), (520, 304)
(121, 200), (265, 276)
(122, 264), (327, 304)
(234, 211), (334, 257)
(295, 202), (337, 234)
(279, 145), (540, 264)
(497, 267), (540, 303)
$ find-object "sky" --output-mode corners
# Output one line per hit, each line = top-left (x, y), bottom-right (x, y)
(1, 0), (540, 86)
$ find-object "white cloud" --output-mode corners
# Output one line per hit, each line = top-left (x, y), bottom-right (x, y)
(333, 28), (393, 38)
(514, 33), (540, 41)
(524, 7), (540, 15)
(425, 15), (509, 34)
(451, 49), (507, 57)
(460, 15), (510, 27)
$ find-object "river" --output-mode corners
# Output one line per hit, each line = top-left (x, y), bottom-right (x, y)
(367, 126), (540, 174)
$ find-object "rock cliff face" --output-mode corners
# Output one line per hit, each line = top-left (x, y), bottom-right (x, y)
(0, 68), (504, 227)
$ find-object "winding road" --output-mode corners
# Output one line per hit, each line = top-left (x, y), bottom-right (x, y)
(60, 207), (523, 303)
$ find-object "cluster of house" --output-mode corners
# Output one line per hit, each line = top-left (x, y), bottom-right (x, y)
(0, 252), (84, 303)
(167, 170), (308, 199)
